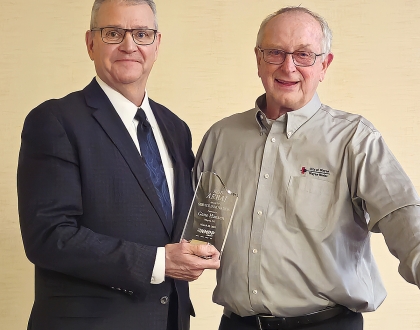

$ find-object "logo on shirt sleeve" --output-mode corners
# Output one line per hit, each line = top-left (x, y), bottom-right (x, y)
(301, 166), (330, 178)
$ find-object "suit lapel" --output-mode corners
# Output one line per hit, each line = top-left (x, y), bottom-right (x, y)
(150, 100), (178, 166)
(150, 100), (186, 239)
(83, 79), (172, 236)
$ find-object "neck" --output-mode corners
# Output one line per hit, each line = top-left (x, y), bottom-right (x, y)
(114, 84), (146, 107)
(264, 105), (292, 120)
(97, 75), (147, 107)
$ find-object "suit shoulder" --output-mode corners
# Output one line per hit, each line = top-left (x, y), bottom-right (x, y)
(149, 98), (179, 118)
(27, 90), (85, 119)
(149, 98), (189, 128)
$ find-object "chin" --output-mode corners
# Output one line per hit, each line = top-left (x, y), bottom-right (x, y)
(275, 98), (295, 109)
(115, 74), (144, 85)
(277, 94), (304, 110)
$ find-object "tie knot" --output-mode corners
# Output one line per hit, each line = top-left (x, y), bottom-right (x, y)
(135, 108), (150, 128)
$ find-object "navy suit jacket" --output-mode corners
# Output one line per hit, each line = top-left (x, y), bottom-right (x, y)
(18, 79), (195, 330)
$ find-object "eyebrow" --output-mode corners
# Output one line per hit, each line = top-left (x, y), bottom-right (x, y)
(263, 43), (314, 50)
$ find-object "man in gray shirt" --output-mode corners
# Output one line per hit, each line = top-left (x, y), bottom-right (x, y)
(195, 6), (420, 330)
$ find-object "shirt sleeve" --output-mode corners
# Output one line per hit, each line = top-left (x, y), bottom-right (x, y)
(349, 124), (420, 230)
(376, 205), (420, 286)
(151, 247), (165, 284)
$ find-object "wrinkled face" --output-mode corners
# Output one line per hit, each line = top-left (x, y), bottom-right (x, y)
(86, 1), (160, 93)
(256, 11), (333, 115)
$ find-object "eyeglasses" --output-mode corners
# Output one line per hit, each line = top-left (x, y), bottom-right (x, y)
(257, 47), (324, 67)
(90, 27), (158, 45)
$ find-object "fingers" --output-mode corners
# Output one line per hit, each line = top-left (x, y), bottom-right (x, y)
(189, 243), (220, 262)
(164, 242), (220, 281)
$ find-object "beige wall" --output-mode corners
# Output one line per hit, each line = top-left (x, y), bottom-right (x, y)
(1, 0), (420, 329)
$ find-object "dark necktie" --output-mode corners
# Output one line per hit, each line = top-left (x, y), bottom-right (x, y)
(135, 108), (172, 227)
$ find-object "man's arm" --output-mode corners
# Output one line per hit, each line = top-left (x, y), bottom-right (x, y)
(17, 105), (158, 296)
(18, 104), (218, 296)
(376, 206), (420, 286)
(349, 123), (420, 287)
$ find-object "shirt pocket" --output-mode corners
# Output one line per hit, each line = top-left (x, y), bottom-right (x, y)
(285, 176), (333, 231)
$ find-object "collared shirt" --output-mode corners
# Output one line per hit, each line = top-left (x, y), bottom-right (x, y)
(195, 93), (420, 317)
(96, 76), (170, 284)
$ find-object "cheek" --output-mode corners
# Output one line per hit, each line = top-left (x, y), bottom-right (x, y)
(259, 67), (275, 83)
(301, 72), (319, 88)
(97, 45), (118, 63)
(139, 46), (156, 61)
(259, 73), (272, 89)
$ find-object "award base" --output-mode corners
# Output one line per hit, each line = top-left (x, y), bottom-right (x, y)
(190, 239), (208, 245)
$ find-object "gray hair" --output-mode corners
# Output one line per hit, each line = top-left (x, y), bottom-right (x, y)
(90, 0), (158, 30)
(256, 6), (332, 56)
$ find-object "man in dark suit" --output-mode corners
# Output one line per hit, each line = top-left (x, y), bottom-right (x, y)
(17, 1), (220, 329)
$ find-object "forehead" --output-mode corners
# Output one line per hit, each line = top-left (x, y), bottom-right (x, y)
(262, 11), (323, 51)
(96, 1), (155, 28)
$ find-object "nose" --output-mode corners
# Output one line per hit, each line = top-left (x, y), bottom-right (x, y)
(280, 53), (296, 73)
(118, 31), (137, 53)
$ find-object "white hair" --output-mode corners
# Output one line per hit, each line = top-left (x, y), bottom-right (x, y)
(90, 0), (158, 30)
(256, 6), (332, 56)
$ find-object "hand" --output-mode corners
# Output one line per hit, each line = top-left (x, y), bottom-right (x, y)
(165, 241), (220, 281)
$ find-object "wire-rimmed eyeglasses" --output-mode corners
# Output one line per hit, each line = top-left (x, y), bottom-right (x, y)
(90, 27), (158, 45)
(257, 47), (324, 67)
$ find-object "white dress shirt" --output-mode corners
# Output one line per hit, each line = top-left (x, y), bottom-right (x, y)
(96, 76), (171, 284)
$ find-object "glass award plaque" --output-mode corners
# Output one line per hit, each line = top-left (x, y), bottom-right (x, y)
(180, 171), (238, 256)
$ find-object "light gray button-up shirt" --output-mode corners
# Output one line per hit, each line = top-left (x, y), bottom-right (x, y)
(195, 93), (420, 317)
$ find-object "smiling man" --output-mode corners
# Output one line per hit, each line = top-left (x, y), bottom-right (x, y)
(195, 6), (420, 330)
(17, 1), (220, 330)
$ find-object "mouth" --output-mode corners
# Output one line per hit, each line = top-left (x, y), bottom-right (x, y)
(116, 59), (140, 63)
(275, 79), (298, 87)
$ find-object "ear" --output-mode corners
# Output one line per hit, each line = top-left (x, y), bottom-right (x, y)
(85, 30), (95, 61)
(319, 52), (334, 82)
(255, 47), (262, 77)
(153, 32), (161, 61)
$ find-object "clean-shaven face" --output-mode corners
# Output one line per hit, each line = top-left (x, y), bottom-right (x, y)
(256, 11), (333, 116)
(86, 1), (160, 93)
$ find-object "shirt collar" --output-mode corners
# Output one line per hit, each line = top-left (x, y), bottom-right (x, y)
(95, 76), (154, 127)
(254, 93), (322, 138)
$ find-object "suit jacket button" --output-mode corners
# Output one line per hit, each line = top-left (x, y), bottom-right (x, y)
(160, 296), (169, 304)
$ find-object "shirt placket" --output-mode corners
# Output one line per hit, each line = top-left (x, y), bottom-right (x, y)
(248, 120), (283, 310)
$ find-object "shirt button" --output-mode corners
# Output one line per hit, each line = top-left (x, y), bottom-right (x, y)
(160, 296), (169, 304)
(264, 174), (269, 179)
(271, 137), (276, 142)
(257, 210), (262, 216)
(252, 249), (258, 254)
(252, 290), (258, 295)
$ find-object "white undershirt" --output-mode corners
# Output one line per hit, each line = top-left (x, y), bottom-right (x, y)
(96, 76), (168, 284)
